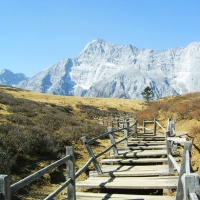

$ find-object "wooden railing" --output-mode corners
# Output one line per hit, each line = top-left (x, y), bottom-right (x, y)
(1, 118), (199, 200)
(156, 119), (200, 200)
(0, 147), (76, 200)
(81, 118), (138, 174)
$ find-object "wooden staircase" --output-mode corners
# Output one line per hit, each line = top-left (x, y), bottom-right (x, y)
(76, 133), (180, 199)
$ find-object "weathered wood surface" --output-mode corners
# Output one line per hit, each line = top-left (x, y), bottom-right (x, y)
(90, 164), (177, 177)
(101, 157), (170, 164)
(76, 192), (176, 200)
(110, 149), (168, 158)
(136, 135), (166, 138)
(76, 129), (181, 199)
(117, 144), (167, 150)
(76, 176), (178, 189)
(167, 137), (187, 143)
(129, 137), (166, 141)
(137, 133), (164, 136)
(127, 141), (166, 145)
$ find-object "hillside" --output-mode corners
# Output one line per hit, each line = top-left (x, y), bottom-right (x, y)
(0, 85), (199, 199)
(0, 85), (143, 199)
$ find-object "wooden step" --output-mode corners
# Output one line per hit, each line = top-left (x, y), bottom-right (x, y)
(136, 135), (166, 138)
(76, 176), (178, 190)
(137, 134), (165, 137)
(130, 137), (166, 141)
(101, 157), (170, 164)
(110, 149), (167, 158)
(76, 192), (175, 200)
(117, 145), (166, 150)
(89, 164), (176, 177)
(128, 141), (166, 146)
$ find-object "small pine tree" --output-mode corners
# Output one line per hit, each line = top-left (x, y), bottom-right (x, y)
(141, 86), (154, 102)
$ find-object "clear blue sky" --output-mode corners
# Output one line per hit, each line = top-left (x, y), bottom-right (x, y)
(1, 0), (200, 77)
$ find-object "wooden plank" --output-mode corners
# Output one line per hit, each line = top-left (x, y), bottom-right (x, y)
(137, 133), (165, 137)
(136, 135), (166, 139)
(76, 176), (178, 189)
(167, 137), (186, 143)
(110, 149), (167, 158)
(128, 141), (166, 146)
(130, 137), (165, 141)
(117, 145), (166, 150)
(101, 157), (170, 164)
(116, 149), (167, 154)
(76, 192), (176, 200)
(89, 164), (176, 177)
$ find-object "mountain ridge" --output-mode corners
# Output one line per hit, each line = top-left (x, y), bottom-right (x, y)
(1, 39), (200, 99)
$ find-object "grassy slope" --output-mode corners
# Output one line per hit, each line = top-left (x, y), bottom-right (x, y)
(2, 85), (144, 112)
(0, 85), (144, 199)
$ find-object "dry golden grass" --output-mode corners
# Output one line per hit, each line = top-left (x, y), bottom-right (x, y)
(1, 85), (144, 112)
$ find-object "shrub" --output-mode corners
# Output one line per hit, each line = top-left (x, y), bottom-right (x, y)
(0, 90), (108, 176)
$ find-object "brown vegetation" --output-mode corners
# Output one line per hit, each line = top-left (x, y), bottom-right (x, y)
(135, 93), (200, 176)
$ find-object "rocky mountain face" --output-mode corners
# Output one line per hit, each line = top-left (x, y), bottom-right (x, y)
(0, 69), (27, 86)
(3, 39), (200, 99)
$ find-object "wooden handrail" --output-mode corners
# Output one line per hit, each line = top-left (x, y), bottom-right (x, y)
(10, 155), (70, 193)
(44, 178), (72, 200)
(87, 127), (124, 144)
(185, 150), (190, 175)
(156, 121), (166, 132)
(0, 147), (75, 200)
(167, 137), (187, 143)
(168, 155), (180, 173)
(95, 144), (113, 158)
(75, 157), (94, 179)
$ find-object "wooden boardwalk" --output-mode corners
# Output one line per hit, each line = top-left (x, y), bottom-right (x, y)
(76, 133), (180, 199)
(1, 118), (199, 199)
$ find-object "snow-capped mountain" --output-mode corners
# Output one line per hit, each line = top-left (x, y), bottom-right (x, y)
(0, 69), (27, 86)
(13, 39), (200, 99)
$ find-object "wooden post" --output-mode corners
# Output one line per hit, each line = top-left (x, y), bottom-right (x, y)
(117, 118), (120, 129)
(123, 119), (129, 147)
(143, 119), (146, 134)
(127, 118), (130, 129)
(66, 147), (76, 200)
(167, 118), (171, 135)
(153, 118), (157, 136)
(170, 119), (176, 137)
(107, 127), (118, 156)
(81, 136), (102, 174)
(0, 175), (11, 200)
(176, 141), (192, 200)
(194, 175), (200, 198)
(181, 174), (199, 200)
(165, 131), (174, 173)
(109, 134), (118, 156)
(134, 118), (138, 139)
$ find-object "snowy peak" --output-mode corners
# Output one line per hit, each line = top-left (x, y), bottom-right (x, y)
(0, 69), (27, 86)
(9, 39), (200, 99)
(17, 59), (76, 95)
(78, 39), (140, 62)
